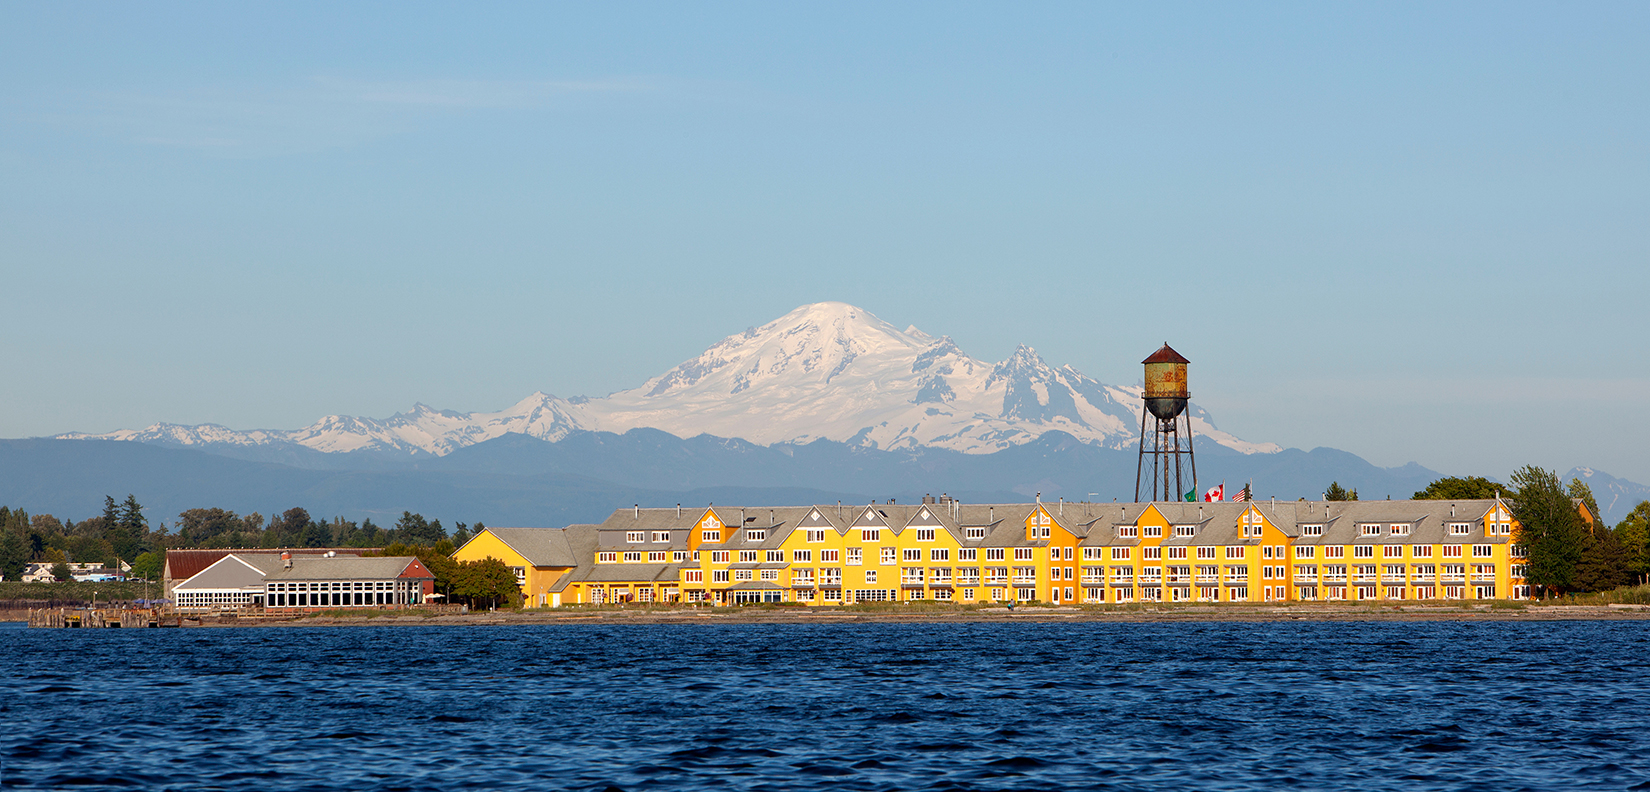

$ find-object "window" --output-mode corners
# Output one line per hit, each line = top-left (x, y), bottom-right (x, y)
(648, 551), (667, 562)
(1294, 546), (1315, 559)
(1064, 547), (1074, 561)
(1174, 525), (1196, 538)
(1510, 545), (1528, 558)
(765, 550), (783, 562)
(1166, 547), (1188, 560)
(1383, 545), (1403, 558)
(1449, 523), (1471, 536)
(1301, 524), (1324, 537)
(760, 569), (779, 581)
(623, 551), (643, 562)
(930, 548), (949, 562)
(966, 527), (987, 539)
(1325, 546), (1345, 558)
(958, 548), (977, 561)
(1443, 545), (1463, 558)
(861, 529), (881, 542)
(1112, 547), (1131, 561)
(1226, 546), (1247, 560)
(733, 569), (753, 581)
(1050, 548), (1061, 562)
(684, 570), (703, 582)
(627, 531), (645, 543)
(1118, 525), (1139, 539)
(711, 551), (729, 563)
(712, 570), (730, 583)
(793, 549), (812, 563)
(1360, 524), (1380, 536)
(915, 528), (936, 542)
(846, 548), (862, 565)
(807, 529), (826, 542)
(702, 530), (721, 543)
(1143, 525), (1163, 538)
(864, 570), (878, 584)
(902, 548), (922, 562)
(738, 550), (759, 562)
(881, 547), (898, 565)
(1143, 547), (1162, 560)
(1391, 524), (1411, 536)
(1353, 545), (1374, 559)
(598, 552), (617, 563)
(673, 551), (687, 562)
(1197, 547), (1217, 560)
(746, 530), (766, 542)
(1472, 545), (1494, 558)
(986, 548), (1005, 561)
(1008, 548), (1030, 561)
(821, 549), (840, 562)
(1413, 545), (1433, 558)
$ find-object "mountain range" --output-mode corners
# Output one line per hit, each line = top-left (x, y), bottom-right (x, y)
(19, 301), (1649, 526)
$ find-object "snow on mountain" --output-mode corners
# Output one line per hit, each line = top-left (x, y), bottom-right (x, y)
(57, 301), (1281, 458)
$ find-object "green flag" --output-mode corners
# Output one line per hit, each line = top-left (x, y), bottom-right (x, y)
(1184, 489), (1196, 502)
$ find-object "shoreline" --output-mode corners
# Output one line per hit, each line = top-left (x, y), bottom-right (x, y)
(169, 602), (1650, 627)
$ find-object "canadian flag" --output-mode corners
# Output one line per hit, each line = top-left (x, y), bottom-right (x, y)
(1204, 484), (1223, 502)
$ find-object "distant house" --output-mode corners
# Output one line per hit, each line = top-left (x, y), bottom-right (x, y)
(452, 527), (587, 607)
(172, 554), (276, 611)
(263, 555), (435, 611)
(163, 548), (376, 601)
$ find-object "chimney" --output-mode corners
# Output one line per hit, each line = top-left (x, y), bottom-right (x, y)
(1036, 492), (1041, 504)
(677, 503), (682, 519)
(282, 552), (292, 570)
(634, 504), (639, 518)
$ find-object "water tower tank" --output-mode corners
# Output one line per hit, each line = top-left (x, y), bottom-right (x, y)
(1141, 344), (1189, 421)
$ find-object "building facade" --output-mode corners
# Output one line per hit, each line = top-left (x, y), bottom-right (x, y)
(476, 496), (1570, 607)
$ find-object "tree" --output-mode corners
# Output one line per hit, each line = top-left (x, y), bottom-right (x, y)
(1510, 465), (1589, 597)
(394, 512), (446, 545)
(0, 524), (28, 581)
(451, 557), (521, 610)
(1413, 476), (1505, 501)
(1569, 479), (1603, 526)
(51, 562), (72, 581)
(1325, 482), (1358, 501)
(451, 522), (472, 548)
(1616, 501), (1650, 585)
(1575, 526), (1630, 592)
(130, 551), (164, 582)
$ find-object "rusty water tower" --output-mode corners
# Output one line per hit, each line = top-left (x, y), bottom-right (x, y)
(1135, 343), (1198, 502)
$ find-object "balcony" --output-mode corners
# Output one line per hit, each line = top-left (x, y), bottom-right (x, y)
(956, 577), (981, 586)
(1411, 572), (1436, 582)
(1352, 573), (1379, 584)
(1293, 573), (1318, 584)
(1223, 576), (1249, 585)
(1082, 575), (1106, 585)
(1381, 574), (1407, 584)
(1165, 574), (1192, 585)
(1321, 574), (1348, 584)
(984, 576), (1008, 586)
(790, 579), (815, 588)
(1195, 574), (1220, 584)
(1471, 572), (1497, 582)
(1012, 576), (1037, 585)
(1440, 573), (1466, 583)
(817, 577), (843, 587)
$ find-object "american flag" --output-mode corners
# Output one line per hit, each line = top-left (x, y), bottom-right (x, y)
(1231, 485), (1250, 502)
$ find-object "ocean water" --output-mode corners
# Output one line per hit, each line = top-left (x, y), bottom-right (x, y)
(2, 619), (1649, 791)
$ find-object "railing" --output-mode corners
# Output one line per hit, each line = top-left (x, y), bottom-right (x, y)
(1195, 574), (1219, 584)
(1293, 573), (1318, 583)
(817, 577), (842, 586)
(984, 576), (1008, 585)
(1352, 573), (1379, 583)
(1382, 574), (1407, 583)
(1440, 574), (1466, 583)
(1411, 573), (1436, 582)
(1471, 572), (1497, 582)
(1012, 576), (1037, 585)
(956, 577), (981, 586)
(1322, 574), (1348, 583)
(1165, 574), (1191, 584)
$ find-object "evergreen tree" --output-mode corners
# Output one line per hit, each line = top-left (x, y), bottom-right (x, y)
(1325, 482), (1358, 501)
(1510, 465), (1589, 597)
(1413, 476), (1504, 500)
(0, 522), (28, 581)
(1575, 527), (1631, 592)
(1615, 501), (1650, 585)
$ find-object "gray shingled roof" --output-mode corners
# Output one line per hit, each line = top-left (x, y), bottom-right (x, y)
(480, 527), (582, 567)
(173, 554), (276, 591)
(265, 556), (428, 581)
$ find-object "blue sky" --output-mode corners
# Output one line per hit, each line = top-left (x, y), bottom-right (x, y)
(4, 2), (1648, 482)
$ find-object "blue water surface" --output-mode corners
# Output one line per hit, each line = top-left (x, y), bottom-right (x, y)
(2, 620), (1648, 791)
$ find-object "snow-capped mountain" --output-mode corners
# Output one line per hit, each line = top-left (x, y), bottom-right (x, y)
(58, 302), (1281, 458)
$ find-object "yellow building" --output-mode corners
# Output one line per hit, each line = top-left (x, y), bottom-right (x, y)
(479, 496), (1557, 607)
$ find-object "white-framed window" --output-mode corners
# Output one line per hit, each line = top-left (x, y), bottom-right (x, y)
(986, 548), (1005, 561)
(1174, 525), (1195, 538)
(820, 549), (840, 562)
(881, 547), (898, 565)
(733, 569), (752, 581)
(760, 569), (779, 581)
(1013, 548), (1034, 561)
(652, 531), (671, 543)
(1353, 545), (1374, 559)
(846, 548), (862, 565)
(1118, 525), (1139, 539)
(746, 529), (766, 542)
(648, 551), (667, 562)
(1383, 545), (1403, 558)
(1449, 523), (1472, 536)
(673, 551), (687, 563)
(623, 551), (643, 562)
(807, 529), (826, 542)
(712, 570), (730, 583)
(684, 570), (703, 583)
(1443, 545), (1463, 558)
(1391, 524), (1411, 536)
(958, 548), (977, 561)
(1112, 547), (1131, 561)
(1294, 546), (1315, 559)
(1472, 545), (1494, 558)
(1050, 547), (1061, 562)
(766, 550), (784, 562)
(1143, 547), (1163, 560)
(1510, 545), (1528, 558)
(1413, 545), (1433, 558)
(902, 548), (922, 562)
(1166, 547), (1188, 560)
(861, 529), (881, 542)
(915, 528), (936, 542)
(598, 552), (617, 563)
(1227, 546), (1247, 560)
(702, 530), (721, 543)
(793, 549), (812, 563)
(930, 548), (949, 562)
(626, 531), (645, 543)
(1301, 524), (1324, 537)
(1360, 524), (1380, 537)
(711, 550), (729, 563)
(1143, 525), (1163, 538)
(966, 527), (987, 539)
(1197, 546), (1217, 560)
(738, 550), (759, 562)
(864, 570), (878, 584)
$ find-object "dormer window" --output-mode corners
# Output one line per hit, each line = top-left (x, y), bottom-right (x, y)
(1359, 524), (1380, 536)
(652, 531), (671, 543)
(1174, 525), (1195, 538)
(966, 527), (987, 539)
(746, 529), (766, 542)
(1390, 524), (1410, 536)
(1143, 525), (1163, 538)
(1301, 524), (1324, 537)
(626, 531), (645, 543)
(1449, 523), (1472, 536)
(1118, 525), (1139, 539)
